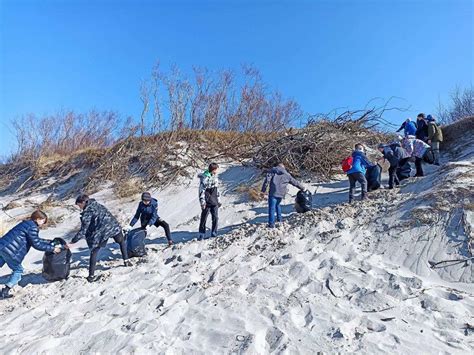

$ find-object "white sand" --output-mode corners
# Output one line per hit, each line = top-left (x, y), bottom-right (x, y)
(0, 144), (473, 354)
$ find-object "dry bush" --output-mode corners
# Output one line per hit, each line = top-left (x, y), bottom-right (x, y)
(254, 109), (389, 178)
(437, 86), (474, 124)
(2, 201), (20, 210)
(10, 110), (124, 164)
(442, 116), (474, 148)
(142, 63), (302, 133)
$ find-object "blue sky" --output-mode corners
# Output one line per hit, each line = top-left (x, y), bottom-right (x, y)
(0, 0), (472, 156)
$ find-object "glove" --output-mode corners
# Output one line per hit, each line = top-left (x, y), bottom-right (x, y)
(218, 202), (222, 208)
(124, 226), (132, 233)
(201, 204), (206, 210)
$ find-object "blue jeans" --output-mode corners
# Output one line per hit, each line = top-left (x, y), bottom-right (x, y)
(268, 196), (283, 227)
(0, 251), (24, 288)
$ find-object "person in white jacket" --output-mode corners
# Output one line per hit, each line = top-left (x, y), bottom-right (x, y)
(198, 163), (220, 240)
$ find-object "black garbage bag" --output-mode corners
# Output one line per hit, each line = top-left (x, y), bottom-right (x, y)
(366, 164), (382, 191)
(423, 149), (435, 164)
(42, 238), (71, 282)
(397, 161), (411, 181)
(126, 228), (147, 257)
(295, 190), (313, 213)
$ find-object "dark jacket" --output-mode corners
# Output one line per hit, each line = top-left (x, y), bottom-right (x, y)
(0, 220), (55, 265)
(415, 119), (429, 141)
(382, 146), (399, 167)
(130, 198), (159, 227)
(346, 150), (374, 175)
(382, 142), (407, 166)
(397, 120), (417, 137)
(71, 199), (122, 249)
(261, 166), (304, 199)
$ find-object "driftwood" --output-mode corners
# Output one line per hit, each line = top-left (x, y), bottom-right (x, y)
(254, 108), (390, 178)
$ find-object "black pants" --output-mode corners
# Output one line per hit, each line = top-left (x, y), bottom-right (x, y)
(415, 157), (424, 177)
(142, 218), (172, 242)
(199, 205), (218, 237)
(348, 172), (367, 202)
(89, 232), (128, 277)
(388, 165), (400, 188)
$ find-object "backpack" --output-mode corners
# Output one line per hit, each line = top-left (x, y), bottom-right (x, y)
(42, 238), (71, 282)
(341, 156), (353, 172)
(126, 228), (147, 257)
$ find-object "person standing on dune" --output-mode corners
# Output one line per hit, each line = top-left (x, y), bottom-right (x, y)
(198, 163), (221, 240)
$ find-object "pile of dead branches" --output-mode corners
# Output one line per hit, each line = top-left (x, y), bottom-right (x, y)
(254, 109), (390, 179)
(0, 109), (394, 198)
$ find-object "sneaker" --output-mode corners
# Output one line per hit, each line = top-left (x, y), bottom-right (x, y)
(86, 275), (100, 283)
(268, 224), (275, 228)
(124, 260), (133, 267)
(0, 287), (12, 299)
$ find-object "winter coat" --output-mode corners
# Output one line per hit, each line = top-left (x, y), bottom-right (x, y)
(401, 138), (430, 159)
(397, 121), (417, 137)
(390, 142), (411, 160)
(346, 150), (374, 175)
(71, 199), (122, 249)
(427, 121), (443, 142)
(0, 220), (55, 265)
(382, 142), (409, 166)
(261, 166), (304, 199)
(198, 170), (220, 207)
(415, 119), (429, 141)
(130, 198), (159, 227)
(381, 146), (399, 167)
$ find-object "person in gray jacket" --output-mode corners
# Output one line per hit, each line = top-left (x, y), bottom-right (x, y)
(261, 163), (305, 228)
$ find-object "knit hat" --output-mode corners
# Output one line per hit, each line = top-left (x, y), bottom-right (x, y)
(141, 192), (152, 201)
(426, 114), (435, 121)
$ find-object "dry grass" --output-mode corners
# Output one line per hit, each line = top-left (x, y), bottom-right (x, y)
(0, 120), (389, 198)
(236, 184), (265, 202)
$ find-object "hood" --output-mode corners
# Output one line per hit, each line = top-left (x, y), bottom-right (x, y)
(198, 170), (212, 179)
(270, 166), (286, 175)
(352, 150), (365, 158)
(84, 198), (97, 210)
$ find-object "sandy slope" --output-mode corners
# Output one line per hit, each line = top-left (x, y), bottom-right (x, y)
(0, 146), (473, 354)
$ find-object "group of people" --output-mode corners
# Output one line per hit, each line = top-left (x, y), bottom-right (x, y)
(0, 114), (444, 298)
(345, 113), (443, 202)
(0, 191), (175, 297)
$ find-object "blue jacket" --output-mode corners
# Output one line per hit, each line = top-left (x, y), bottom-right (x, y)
(130, 198), (159, 227)
(0, 220), (55, 265)
(397, 121), (417, 137)
(347, 150), (374, 175)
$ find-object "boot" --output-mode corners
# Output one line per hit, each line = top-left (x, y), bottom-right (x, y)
(1, 286), (13, 299)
